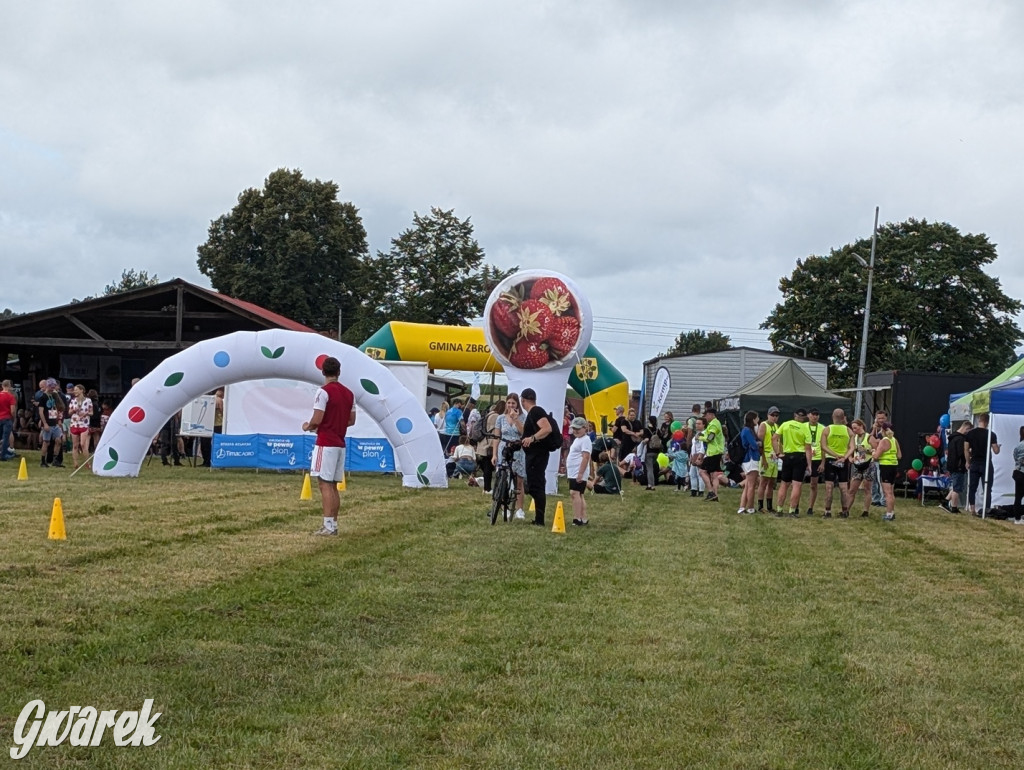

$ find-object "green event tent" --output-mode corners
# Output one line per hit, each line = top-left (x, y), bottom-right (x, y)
(948, 356), (1024, 419)
(718, 358), (853, 435)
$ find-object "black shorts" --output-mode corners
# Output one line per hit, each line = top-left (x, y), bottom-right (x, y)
(805, 461), (824, 481)
(823, 460), (849, 484)
(780, 453), (807, 483)
(569, 478), (588, 493)
(878, 465), (898, 485)
(702, 454), (722, 474)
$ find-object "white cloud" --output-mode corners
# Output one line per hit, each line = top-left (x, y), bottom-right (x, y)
(2, 0), (1023, 380)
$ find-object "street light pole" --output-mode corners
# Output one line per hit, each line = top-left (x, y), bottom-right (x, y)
(779, 339), (807, 357)
(854, 206), (879, 423)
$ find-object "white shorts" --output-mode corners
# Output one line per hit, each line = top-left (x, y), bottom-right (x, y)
(742, 460), (760, 475)
(311, 445), (346, 483)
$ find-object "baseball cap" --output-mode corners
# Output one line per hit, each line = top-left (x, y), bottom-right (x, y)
(46, 378), (58, 388)
(570, 416), (588, 430)
(795, 408), (808, 417)
(768, 406), (780, 415)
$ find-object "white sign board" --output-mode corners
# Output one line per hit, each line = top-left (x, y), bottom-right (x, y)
(180, 395), (216, 436)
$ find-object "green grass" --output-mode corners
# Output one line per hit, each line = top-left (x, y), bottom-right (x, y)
(1, 453), (1023, 768)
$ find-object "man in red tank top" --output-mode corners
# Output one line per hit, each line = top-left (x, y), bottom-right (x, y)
(302, 356), (355, 536)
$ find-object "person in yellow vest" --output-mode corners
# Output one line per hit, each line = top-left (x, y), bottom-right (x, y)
(698, 406), (725, 502)
(820, 408), (853, 517)
(847, 418), (875, 517)
(804, 408), (826, 516)
(772, 407), (813, 517)
(871, 421), (901, 521)
(756, 406), (781, 512)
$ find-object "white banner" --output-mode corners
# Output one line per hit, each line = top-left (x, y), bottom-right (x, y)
(650, 366), (671, 418)
(223, 361), (429, 474)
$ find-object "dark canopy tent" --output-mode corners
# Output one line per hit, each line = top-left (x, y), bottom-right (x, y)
(718, 359), (853, 435)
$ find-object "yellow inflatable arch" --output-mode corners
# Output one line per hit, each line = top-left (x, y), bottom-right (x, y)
(360, 322), (630, 427)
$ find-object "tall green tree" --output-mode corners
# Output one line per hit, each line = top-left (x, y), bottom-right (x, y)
(663, 329), (732, 357)
(103, 269), (160, 295)
(196, 168), (368, 330)
(762, 218), (1022, 384)
(349, 207), (515, 341)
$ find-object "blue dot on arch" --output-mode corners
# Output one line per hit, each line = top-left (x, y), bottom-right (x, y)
(396, 417), (413, 435)
(213, 351), (230, 368)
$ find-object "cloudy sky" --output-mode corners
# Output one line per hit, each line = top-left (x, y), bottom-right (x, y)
(3, 0), (1023, 383)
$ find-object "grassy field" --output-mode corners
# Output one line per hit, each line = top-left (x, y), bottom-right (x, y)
(2, 454), (1023, 769)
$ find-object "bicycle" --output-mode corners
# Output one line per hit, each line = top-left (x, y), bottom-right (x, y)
(489, 437), (523, 525)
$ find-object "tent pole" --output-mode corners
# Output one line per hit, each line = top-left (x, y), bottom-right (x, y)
(982, 422), (992, 519)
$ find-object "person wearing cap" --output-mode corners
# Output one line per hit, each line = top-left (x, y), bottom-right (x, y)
(820, 408), (853, 517)
(37, 378), (66, 467)
(566, 416), (593, 525)
(871, 421), (901, 521)
(804, 409), (826, 516)
(698, 406), (725, 502)
(772, 408), (813, 517)
(757, 406), (782, 512)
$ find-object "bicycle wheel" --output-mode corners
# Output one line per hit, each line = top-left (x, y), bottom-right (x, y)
(490, 467), (509, 525)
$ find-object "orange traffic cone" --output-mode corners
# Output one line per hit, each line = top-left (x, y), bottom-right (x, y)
(48, 498), (66, 540)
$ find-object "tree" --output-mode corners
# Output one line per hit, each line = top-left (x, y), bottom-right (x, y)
(664, 329), (732, 357)
(348, 207), (515, 341)
(762, 218), (1022, 385)
(1, 308), (18, 319)
(103, 269), (160, 295)
(196, 168), (368, 331)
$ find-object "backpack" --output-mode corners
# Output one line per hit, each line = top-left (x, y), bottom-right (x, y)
(468, 412), (484, 443)
(726, 430), (745, 469)
(540, 411), (563, 452)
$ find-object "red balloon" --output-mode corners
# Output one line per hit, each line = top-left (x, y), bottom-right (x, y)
(930, 456), (940, 467)
(907, 469), (920, 482)
(928, 435), (941, 448)
(672, 430), (684, 441)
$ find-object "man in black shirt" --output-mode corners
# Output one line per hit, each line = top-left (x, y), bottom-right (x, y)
(965, 414), (1000, 514)
(520, 388), (555, 526)
(941, 421), (972, 513)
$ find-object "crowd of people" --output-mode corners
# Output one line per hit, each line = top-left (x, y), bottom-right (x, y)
(429, 392), (1001, 528)
(0, 376), (224, 471)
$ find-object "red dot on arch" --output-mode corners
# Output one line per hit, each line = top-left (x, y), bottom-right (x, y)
(128, 406), (146, 423)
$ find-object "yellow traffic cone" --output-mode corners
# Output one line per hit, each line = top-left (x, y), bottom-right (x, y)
(48, 498), (66, 540)
(551, 501), (566, 534)
(17, 457), (28, 481)
(300, 473), (313, 501)
(529, 498), (536, 513)
(336, 474), (346, 492)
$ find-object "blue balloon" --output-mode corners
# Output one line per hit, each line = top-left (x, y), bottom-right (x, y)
(939, 414), (951, 429)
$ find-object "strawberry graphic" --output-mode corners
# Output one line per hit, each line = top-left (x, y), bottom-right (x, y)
(517, 299), (554, 343)
(529, 277), (574, 316)
(547, 315), (581, 358)
(509, 339), (550, 369)
(490, 290), (522, 338)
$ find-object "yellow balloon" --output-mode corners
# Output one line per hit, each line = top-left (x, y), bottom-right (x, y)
(657, 453), (670, 469)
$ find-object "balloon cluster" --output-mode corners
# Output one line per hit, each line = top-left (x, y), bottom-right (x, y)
(906, 420), (946, 483)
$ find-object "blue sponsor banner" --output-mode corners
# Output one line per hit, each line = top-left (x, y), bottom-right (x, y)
(213, 434), (394, 472)
(212, 434), (259, 468)
(257, 434), (313, 470)
(346, 438), (395, 473)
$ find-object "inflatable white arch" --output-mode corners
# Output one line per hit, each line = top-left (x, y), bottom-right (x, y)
(92, 330), (448, 487)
